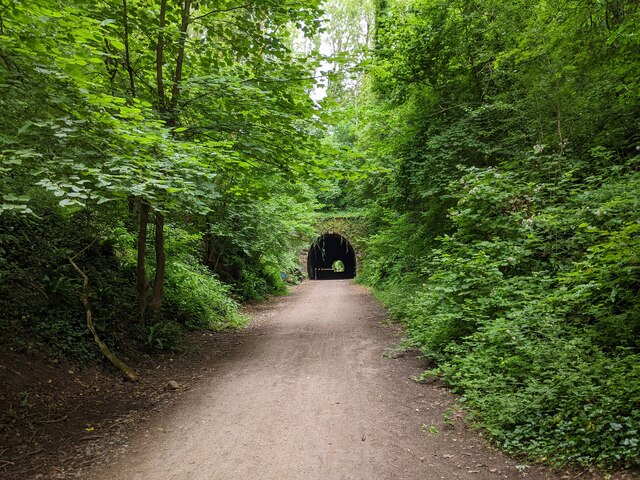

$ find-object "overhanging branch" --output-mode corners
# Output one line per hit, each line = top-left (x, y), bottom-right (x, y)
(192, 2), (255, 21)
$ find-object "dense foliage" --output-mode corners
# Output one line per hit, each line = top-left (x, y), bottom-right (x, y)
(3, 0), (639, 470)
(0, 0), (323, 358)
(335, 0), (640, 468)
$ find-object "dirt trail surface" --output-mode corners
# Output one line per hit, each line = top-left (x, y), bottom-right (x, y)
(78, 280), (577, 480)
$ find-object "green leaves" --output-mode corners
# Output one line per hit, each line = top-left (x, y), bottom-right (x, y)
(361, 156), (640, 466)
(1, 0), (325, 222)
(349, 0), (640, 468)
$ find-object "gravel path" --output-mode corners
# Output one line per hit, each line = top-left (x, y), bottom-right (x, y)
(90, 280), (566, 480)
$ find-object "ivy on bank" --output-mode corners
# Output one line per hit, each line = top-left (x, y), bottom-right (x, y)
(325, 0), (640, 469)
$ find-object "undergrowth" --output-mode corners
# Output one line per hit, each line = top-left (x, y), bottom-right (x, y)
(359, 157), (640, 468)
(164, 259), (248, 331)
(0, 207), (255, 361)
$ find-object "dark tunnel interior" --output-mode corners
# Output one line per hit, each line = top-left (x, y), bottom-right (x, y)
(307, 233), (356, 280)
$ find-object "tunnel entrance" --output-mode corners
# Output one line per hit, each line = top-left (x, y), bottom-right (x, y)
(307, 233), (357, 280)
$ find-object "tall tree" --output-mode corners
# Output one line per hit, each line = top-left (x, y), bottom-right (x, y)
(1, 0), (326, 323)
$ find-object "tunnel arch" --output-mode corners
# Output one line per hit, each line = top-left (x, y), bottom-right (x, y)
(307, 233), (357, 280)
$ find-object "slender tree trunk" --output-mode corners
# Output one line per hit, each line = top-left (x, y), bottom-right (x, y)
(146, 0), (189, 315)
(156, 0), (167, 110)
(137, 200), (150, 325)
(167, 0), (192, 125)
(122, 0), (139, 252)
(146, 0), (170, 317)
(122, 0), (136, 97)
(213, 249), (223, 274)
(204, 232), (224, 273)
(205, 230), (216, 265)
(556, 109), (565, 155)
(151, 211), (165, 312)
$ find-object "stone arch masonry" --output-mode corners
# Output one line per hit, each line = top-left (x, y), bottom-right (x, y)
(299, 213), (366, 280)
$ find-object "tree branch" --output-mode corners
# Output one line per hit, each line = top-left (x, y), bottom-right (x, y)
(169, 0), (191, 115)
(70, 236), (101, 261)
(156, 0), (167, 110)
(122, 0), (136, 97)
(68, 257), (139, 382)
(177, 73), (326, 110)
(150, 210), (165, 311)
(192, 2), (255, 21)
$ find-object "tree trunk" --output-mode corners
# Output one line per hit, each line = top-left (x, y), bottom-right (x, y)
(137, 200), (150, 325)
(122, 0), (136, 97)
(169, 0), (192, 116)
(156, 0), (167, 110)
(151, 210), (165, 312)
(148, 0), (190, 316)
(204, 231), (216, 265)
(204, 227), (226, 274)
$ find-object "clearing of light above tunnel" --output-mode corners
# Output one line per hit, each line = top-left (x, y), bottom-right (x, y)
(307, 233), (356, 280)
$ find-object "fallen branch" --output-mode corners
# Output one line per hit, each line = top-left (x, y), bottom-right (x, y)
(28, 428), (40, 443)
(35, 415), (68, 424)
(14, 448), (44, 461)
(68, 257), (139, 382)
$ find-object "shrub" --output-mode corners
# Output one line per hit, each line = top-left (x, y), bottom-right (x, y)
(164, 258), (248, 331)
(363, 159), (640, 467)
(145, 321), (183, 351)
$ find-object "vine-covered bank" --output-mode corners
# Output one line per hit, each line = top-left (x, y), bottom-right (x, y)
(324, 0), (640, 468)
